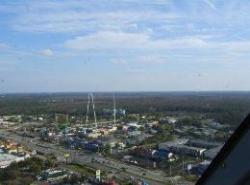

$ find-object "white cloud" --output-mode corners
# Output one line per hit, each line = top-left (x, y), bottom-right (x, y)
(1, 0), (250, 36)
(219, 41), (250, 52)
(65, 31), (209, 50)
(39, 49), (53, 56)
(13, 10), (175, 33)
(111, 59), (127, 65)
(127, 67), (145, 74)
(7, 1), (176, 33)
(111, 56), (168, 66)
(136, 56), (167, 64)
(64, 30), (250, 53)
(0, 43), (10, 50)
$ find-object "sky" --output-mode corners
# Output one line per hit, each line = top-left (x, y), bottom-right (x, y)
(0, 0), (250, 92)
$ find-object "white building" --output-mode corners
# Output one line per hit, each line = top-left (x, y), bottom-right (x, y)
(0, 153), (30, 168)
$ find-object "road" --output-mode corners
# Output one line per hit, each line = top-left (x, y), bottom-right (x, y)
(0, 129), (192, 185)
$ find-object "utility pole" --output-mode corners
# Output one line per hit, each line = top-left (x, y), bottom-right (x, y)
(169, 161), (172, 177)
(91, 93), (97, 128)
(85, 93), (90, 124)
(113, 94), (116, 125)
(182, 154), (185, 172)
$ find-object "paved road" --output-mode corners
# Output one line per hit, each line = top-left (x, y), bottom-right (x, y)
(0, 129), (192, 185)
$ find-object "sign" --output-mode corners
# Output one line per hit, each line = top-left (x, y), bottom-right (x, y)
(64, 153), (70, 158)
(96, 169), (101, 181)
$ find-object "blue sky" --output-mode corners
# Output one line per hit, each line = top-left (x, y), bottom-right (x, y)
(0, 0), (250, 92)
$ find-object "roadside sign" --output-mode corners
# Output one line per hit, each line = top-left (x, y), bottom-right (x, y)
(96, 169), (101, 181)
(64, 153), (70, 158)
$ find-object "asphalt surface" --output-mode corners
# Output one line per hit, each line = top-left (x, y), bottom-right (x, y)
(0, 129), (193, 185)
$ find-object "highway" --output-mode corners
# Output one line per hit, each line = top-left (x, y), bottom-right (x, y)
(0, 129), (192, 185)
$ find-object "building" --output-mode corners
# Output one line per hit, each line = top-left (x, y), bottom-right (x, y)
(146, 121), (159, 128)
(205, 120), (228, 130)
(0, 153), (30, 168)
(37, 169), (70, 183)
(159, 139), (206, 157)
(159, 117), (177, 124)
(84, 141), (103, 152)
(103, 108), (126, 116)
(40, 129), (56, 142)
(101, 180), (117, 185)
(126, 133), (151, 145)
(130, 147), (153, 158)
(186, 139), (222, 149)
(128, 130), (142, 137)
(55, 113), (69, 124)
(170, 145), (206, 157)
(87, 131), (102, 139)
(159, 138), (189, 149)
(187, 160), (211, 177)
(152, 149), (174, 161)
(203, 145), (223, 160)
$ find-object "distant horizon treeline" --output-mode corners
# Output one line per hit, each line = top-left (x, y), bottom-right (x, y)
(0, 93), (250, 126)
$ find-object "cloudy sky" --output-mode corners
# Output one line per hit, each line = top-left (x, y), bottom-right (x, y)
(0, 0), (250, 92)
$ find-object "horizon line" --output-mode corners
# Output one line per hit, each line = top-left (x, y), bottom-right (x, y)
(1, 90), (250, 95)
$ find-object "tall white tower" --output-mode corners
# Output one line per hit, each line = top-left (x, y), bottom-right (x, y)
(85, 93), (90, 124)
(91, 93), (97, 127)
(85, 93), (97, 127)
(113, 94), (116, 125)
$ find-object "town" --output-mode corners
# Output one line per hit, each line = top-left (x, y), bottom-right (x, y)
(0, 92), (242, 185)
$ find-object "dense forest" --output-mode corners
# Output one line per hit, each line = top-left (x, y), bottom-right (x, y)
(1, 92), (250, 127)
